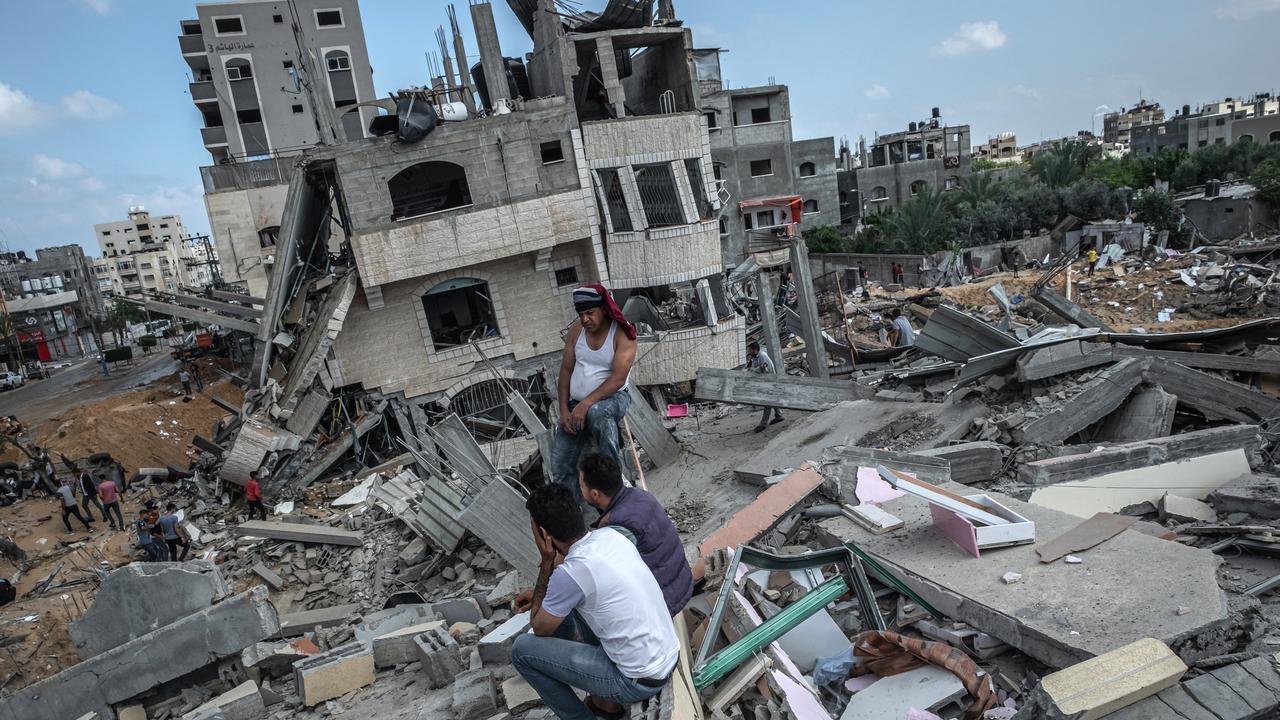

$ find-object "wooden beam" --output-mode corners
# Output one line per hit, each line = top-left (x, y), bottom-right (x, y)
(694, 367), (873, 412)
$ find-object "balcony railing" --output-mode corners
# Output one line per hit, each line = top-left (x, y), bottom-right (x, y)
(190, 80), (217, 103)
(201, 125), (227, 146)
(178, 34), (205, 55)
(200, 156), (299, 193)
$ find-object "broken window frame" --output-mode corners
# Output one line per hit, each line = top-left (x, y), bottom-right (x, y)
(388, 161), (473, 221)
(597, 168), (633, 232)
(421, 277), (501, 351)
(684, 159), (713, 220)
(633, 162), (685, 228)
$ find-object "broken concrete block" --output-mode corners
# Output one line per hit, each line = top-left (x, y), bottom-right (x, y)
(840, 664), (965, 719)
(1159, 493), (1216, 524)
(240, 640), (310, 678)
(485, 572), (520, 608)
(913, 441), (1006, 485)
(183, 680), (265, 720)
(292, 641), (376, 707)
(371, 619), (445, 668)
(1020, 425), (1260, 487)
(452, 669), (499, 720)
(450, 621), (480, 644)
(501, 676), (540, 713)
(353, 603), (436, 643)
(0, 588), (278, 720)
(1097, 385), (1177, 442)
(1208, 474), (1280, 520)
(414, 626), (465, 689)
(478, 611), (531, 665)
(398, 537), (428, 568)
(1034, 638), (1186, 720)
(430, 596), (485, 625)
(1018, 358), (1148, 444)
(69, 560), (231, 660)
(277, 603), (359, 637)
(251, 563), (284, 591)
(233, 520), (363, 546)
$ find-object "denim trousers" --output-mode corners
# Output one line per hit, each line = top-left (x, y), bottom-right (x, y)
(511, 611), (662, 720)
(102, 501), (124, 528)
(550, 388), (631, 502)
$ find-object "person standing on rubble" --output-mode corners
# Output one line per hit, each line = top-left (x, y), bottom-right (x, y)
(55, 481), (93, 534)
(578, 452), (693, 616)
(887, 308), (916, 347)
(1085, 243), (1099, 278)
(511, 483), (678, 720)
(97, 474), (123, 530)
(551, 285), (637, 504)
(178, 367), (192, 397)
(747, 341), (784, 432)
(159, 503), (190, 561)
(134, 509), (163, 561)
(77, 471), (107, 525)
(244, 470), (267, 521)
(189, 362), (204, 393)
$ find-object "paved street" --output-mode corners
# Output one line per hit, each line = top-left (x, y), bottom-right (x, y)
(0, 350), (177, 428)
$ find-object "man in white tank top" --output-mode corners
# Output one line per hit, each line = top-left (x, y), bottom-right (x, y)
(551, 285), (637, 503)
(511, 483), (678, 720)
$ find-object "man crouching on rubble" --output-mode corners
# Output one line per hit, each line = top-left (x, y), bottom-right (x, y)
(512, 483), (678, 720)
(551, 285), (637, 503)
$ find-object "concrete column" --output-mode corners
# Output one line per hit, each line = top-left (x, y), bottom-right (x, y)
(470, 2), (509, 108)
(594, 36), (626, 118)
(449, 7), (477, 114)
(669, 160), (699, 224)
(790, 239), (828, 378)
(618, 166), (647, 231)
(756, 271), (783, 376)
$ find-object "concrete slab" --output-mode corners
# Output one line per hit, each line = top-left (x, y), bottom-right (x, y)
(453, 669), (499, 720)
(913, 441), (1006, 485)
(183, 680), (265, 720)
(1019, 425), (1261, 487)
(233, 520), (363, 546)
(839, 664), (965, 720)
(372, 620), (447, 668)
(1029, 449), (1250, 518)
(293, 641), (375, 707)
(1035, 638), (1185, 720)
(277, 603), (360, 637)
(694, 367), (872, 412)
(354, 604), (437, 643)
(814, 484), (1228, 669)
(70, 561), (230, 660)
(0, 588), (278, 720)
(1209, 474), (1280, 520)
(1018, 358), (1147, 444)
(478, 611), (531, 664)
(1097, 385), (1177, 442)
(501, 676), (541, 713)
(1159, 494), (1217, 523)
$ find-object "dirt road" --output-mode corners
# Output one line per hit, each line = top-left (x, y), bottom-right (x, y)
(0, 351), (177, 429)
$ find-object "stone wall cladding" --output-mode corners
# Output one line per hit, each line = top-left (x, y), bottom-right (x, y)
(632, 315), (745, 385)
(581, 114), (705, 167)
(606, 222), (723, 288)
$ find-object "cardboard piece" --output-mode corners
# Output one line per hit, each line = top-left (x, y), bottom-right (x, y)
(1036, 513), (1137, 563)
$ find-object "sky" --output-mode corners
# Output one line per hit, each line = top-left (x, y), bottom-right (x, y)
(1, 0), (1278, 258)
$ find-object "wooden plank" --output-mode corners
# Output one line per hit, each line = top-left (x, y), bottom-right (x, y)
(1036, 513), (1137, 563)
(143, 300), (258, 334)
(877, 465), (1009, 526)
(843, 504), (904, 534)
(624, 392), (681, 467)
(694, 367), (872, 412)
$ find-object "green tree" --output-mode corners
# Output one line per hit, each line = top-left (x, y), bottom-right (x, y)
(1131, 189), (1184, 242)
(1250, 159), (1280, 214)
(949, 172), (1000, 210)
(954, 200), (1016, 247)
(1170, 158), (1201, 191)
(1031, 148), (1084, 188)
(884, 189), (954, 254)
(1062, 179), (1120, 220)
(801, 224), (845, 254)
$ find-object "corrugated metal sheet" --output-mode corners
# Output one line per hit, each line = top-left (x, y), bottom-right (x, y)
(915, 305), (1020, 362)
(457, 478), (541, 583)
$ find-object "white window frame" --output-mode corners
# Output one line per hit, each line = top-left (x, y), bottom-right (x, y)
(314, 8), (346, 29)
(211, 15), (246, 37)
(326, 54), (351, 72)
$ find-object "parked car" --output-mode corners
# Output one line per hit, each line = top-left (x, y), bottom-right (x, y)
(0, 372), (24, 391)
(22, 362), (47, 380)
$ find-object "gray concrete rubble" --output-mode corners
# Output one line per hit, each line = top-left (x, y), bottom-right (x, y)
(913, 441), (1007, 485)
(233, 520), (363, 546)
(69, 560), (231, 660)
(1076, 652), (1280, 720)
(293, 641), (376, 707)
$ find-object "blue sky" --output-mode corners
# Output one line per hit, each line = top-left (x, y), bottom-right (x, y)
(1, 0), (1278, 257)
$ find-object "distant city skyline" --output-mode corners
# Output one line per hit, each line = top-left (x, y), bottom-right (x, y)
(0, 0), (1278, 256)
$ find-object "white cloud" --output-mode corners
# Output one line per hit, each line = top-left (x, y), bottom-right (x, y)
(0, 82), (52, 135)
(1216, 0), (1280, 18)
(864, 84), (890, 100)
(60, 90), (123, 120)
(32, 154), (87, 180)
(82, 0), (112, 14)
(932, 21), (1007, 57)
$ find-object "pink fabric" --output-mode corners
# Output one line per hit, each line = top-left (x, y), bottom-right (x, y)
(579, 283), (637, 340)
(97, 480), (118, 504)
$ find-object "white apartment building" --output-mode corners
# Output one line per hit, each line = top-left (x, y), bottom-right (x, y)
(93, 208), (212, 299)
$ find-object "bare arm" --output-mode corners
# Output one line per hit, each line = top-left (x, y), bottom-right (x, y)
(579, 332), (636, 407)
(528, 558), (566, 636)
(558, 321), (580, 420)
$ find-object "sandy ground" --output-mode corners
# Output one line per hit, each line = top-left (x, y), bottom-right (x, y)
(0, 360), (242, 692)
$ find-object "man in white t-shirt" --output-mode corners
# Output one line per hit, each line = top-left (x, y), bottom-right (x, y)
(512, 483), (678, 720)
(887, 307), (916, 347)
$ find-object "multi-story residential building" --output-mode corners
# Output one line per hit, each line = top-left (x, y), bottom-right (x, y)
(856, 110), (971, 213)
(974, 132), (1018, 162)
(1102, 100), (1164, 148)
(1018, 130), (1099, 162)
(180, 0), (376, 162)
(695, 61), (840, 265)
(1131, 95), (1279, 157)
(92, 208), (210, 299)
(0, 245), (107, 361)
(181, 0), (377, 296)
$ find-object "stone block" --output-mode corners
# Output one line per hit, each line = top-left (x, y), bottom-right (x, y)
(1036, 638), (1185, 720)
(1182, 672), (1257, 719)
(241, 640), (311, 678)
(353, 603), (437, 643)
(501, 676), (541, 713)
(478, 612), (531, 665)
(183, 680), (265, 720)
(372, 620), (446, 668)
(277, 603), (359, 638)
(70, 561), (230, 660)
(485, 572), (520, 608)
(1159, 493), (1217, 523)
(251, 564), (284, 591)
(453, 669), (499, 720)
(1208, 474), (1280, 520)
(293, 641), (376, 707)
(414, 626), (465, 689)
(398, 537), (428, 568)
(430, 596), (484, 625)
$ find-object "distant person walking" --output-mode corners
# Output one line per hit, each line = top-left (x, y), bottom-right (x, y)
(78, 471), (107, 524)
(189, 363), (204, 393)
(747, 341), (784, 432)
(178, 369), (192, 397)
(1086, 244), (1098, 278)
(56, 482), (93, 533)
(97, 475), (123, 530)
(245, 471), (267, 521)
(159, 503), (190, 561)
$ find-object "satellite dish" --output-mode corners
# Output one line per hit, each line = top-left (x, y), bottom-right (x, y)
(395, 96), (437, 144)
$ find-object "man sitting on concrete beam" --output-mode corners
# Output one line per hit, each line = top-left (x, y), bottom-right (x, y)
(579, 452), (693, 616)
(551, 285), (637, 504)
(512, 483), (678, 720)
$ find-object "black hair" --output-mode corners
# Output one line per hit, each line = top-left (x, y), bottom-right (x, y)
(165, 503), (177, 512)
(579, 452), (623, 498)
(748, 341), (760, 351)
(525, 483), (586, 544)
(889, 307), (902, 319)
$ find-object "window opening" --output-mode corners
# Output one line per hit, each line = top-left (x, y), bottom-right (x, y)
(634, 163), (685, 227)
(598, 168), (632, 232)
(388, 162), (472, 220)
(540, 141), (564, 164)
(422, 278), (498, 349)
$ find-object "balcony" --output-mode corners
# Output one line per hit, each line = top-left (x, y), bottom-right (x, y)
(190, 80), (217, 104)
(201, 125), (227, 147)
(200, 155), (298, 193)
(178, 33), (205, 56)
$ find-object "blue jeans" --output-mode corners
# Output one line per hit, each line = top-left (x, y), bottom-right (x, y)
(551, 388), (631, 502)
(512, 611), (663, 720)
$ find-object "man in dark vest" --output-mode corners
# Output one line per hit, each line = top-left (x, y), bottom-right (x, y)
(578, 452), (692, 616)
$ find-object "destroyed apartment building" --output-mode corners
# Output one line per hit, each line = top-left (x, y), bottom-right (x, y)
(10, 3), (1280, 720)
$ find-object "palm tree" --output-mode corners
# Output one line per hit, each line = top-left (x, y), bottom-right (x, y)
(950, 173), (999, 209)
(1031, 147), (1084, 188)
(886, 189), (954, 254)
